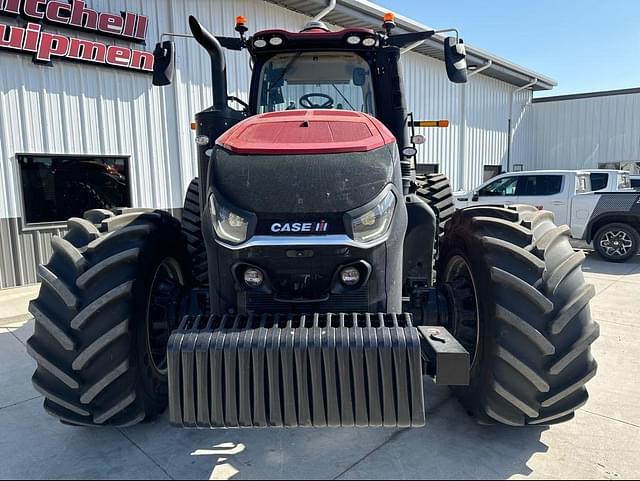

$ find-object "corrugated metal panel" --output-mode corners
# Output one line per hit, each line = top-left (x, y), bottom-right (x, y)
(528, 92), (640, 170)
(0, 0), (536, 288)
(402, 51), (534, 191)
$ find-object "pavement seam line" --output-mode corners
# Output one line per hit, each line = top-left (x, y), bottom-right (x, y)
(584, 410), (640, 430)
(117, 428), (176, 480)
(0, 395), (43, 412)
(7, 328), (27, 347)
(332, 395), (455, 480)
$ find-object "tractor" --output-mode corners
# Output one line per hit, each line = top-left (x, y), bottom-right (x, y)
(27, 7), (598, 429)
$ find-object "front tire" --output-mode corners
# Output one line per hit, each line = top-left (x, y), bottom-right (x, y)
(593, 222), (640, 262)
(438, 206), (599, 426)
(27, 211), (189, 427)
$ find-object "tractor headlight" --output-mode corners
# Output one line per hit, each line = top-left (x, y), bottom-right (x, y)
(209, 194), (252, 245)
(350, 190), (396, 244)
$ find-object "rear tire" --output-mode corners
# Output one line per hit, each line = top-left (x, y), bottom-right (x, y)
(415, 173), (455, 240)
(593, 222), (640, 263)
(182, 178), (209, 286)
(27, 211), (189, 427)
(438, 205), (599, 426)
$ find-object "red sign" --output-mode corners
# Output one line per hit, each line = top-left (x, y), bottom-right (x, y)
(0, 0), (154, 72)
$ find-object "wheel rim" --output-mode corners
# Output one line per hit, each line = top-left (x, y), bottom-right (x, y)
(146, 258), (185, 376)
(443, 255), (481, 368)
(600, 230), (634, 258)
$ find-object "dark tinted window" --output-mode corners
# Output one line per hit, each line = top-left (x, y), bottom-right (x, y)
(19, 155), (131, 224)
(590, 173), (609, 191)
(416, 164), (439, 175)
(518, 175), (563, 196)
(632, 178), (640, 189)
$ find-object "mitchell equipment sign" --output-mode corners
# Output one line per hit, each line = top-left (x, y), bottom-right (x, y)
(0, 0), (154, 72)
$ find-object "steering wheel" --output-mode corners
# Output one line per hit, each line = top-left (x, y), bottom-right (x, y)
(299, 93), (335, 109)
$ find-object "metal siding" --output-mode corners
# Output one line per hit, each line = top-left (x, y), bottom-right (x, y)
(402, 52), (534, 191)
(529, 92), (640, 171)
(0, 0), (536, 288)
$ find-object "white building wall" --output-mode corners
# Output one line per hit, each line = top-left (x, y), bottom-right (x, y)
(527, 91), (640, 171)
(0, 0), (536, 288)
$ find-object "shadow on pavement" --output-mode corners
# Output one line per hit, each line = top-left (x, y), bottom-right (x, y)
(116, 385), (548, 480)
(581, 252), (640, 276)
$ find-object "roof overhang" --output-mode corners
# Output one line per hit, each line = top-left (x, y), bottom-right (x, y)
(264, 0), (557, 91)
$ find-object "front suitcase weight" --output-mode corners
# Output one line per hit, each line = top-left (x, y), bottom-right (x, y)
(167, 313), (426, 429)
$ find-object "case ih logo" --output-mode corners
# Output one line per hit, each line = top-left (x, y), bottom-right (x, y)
(0, 0), (153, 72)
(271, 221), (330, 234)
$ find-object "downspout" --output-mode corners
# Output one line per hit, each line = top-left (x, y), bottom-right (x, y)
(457, 60), (492, 190)
(507, 78), (537, 171)
(313, 0), (337, 21)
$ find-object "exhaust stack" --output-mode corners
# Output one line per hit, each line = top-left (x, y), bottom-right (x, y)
(189, 16), (229, 111)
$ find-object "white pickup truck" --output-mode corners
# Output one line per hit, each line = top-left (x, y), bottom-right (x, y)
(454, 170), (640, 262)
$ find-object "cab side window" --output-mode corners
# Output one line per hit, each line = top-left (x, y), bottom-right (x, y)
(518, 175), (564, 196)
(479, 176), (518, 197)
(590, 173), (609, 191)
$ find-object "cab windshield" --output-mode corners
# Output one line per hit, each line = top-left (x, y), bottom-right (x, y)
(258, 52), (376, 114)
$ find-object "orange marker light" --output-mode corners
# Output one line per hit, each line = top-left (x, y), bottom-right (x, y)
(384, 12), (395, 23)
(191, 122), (197, 131)
(413, 120), (450, 128)
(236, 15), (247, 27)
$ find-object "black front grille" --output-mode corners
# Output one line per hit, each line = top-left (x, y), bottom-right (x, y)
(247, 288), (369, 314)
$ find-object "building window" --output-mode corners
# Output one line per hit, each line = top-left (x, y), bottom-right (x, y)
(483, 165), (503, 182)
(416, 164), (439, 175)
(18, 154), (132, 225)
(598, 162), (621, 170)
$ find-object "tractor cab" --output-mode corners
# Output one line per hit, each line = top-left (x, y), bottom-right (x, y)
(152, 14), (468, 176)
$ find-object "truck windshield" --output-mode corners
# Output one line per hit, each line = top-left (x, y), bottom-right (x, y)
(258, 52), (375, 115)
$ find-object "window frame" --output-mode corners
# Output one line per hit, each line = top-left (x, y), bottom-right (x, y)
(256, 51), (377, 115)
(16, 153), (133, 230)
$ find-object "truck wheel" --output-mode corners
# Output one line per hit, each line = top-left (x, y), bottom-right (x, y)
(593, 222), (640, 262)
(182, 178), (209, 286)
(415, 173), (455, 239)
(438, 205), (599, 426)
(27, 211), (189, 427)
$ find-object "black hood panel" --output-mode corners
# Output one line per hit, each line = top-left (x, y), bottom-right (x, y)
(211, 144), (398, 214)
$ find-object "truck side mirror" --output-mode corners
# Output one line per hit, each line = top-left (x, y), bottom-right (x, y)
(472, 192), (479, 202)
(444, 37), (468, 84)
(152, 41), (176, 87)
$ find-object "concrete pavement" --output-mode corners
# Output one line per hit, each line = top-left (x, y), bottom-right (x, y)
(0, 254), (639, 480)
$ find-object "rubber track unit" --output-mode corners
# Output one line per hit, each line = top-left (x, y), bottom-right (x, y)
(182, 178), (209, 286)
(27, 210), (183, 427)
(441, 205), (599, 426)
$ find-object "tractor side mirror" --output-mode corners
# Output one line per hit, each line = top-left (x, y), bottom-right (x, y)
(444, 37), (468, 84)
(152, 41), (176, 87)
(472, 192), (480, 202)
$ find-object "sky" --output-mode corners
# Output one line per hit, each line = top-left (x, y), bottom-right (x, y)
(381, 0), (640, 97)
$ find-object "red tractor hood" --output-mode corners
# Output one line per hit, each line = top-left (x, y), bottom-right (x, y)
(216, 110), (396, 155)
